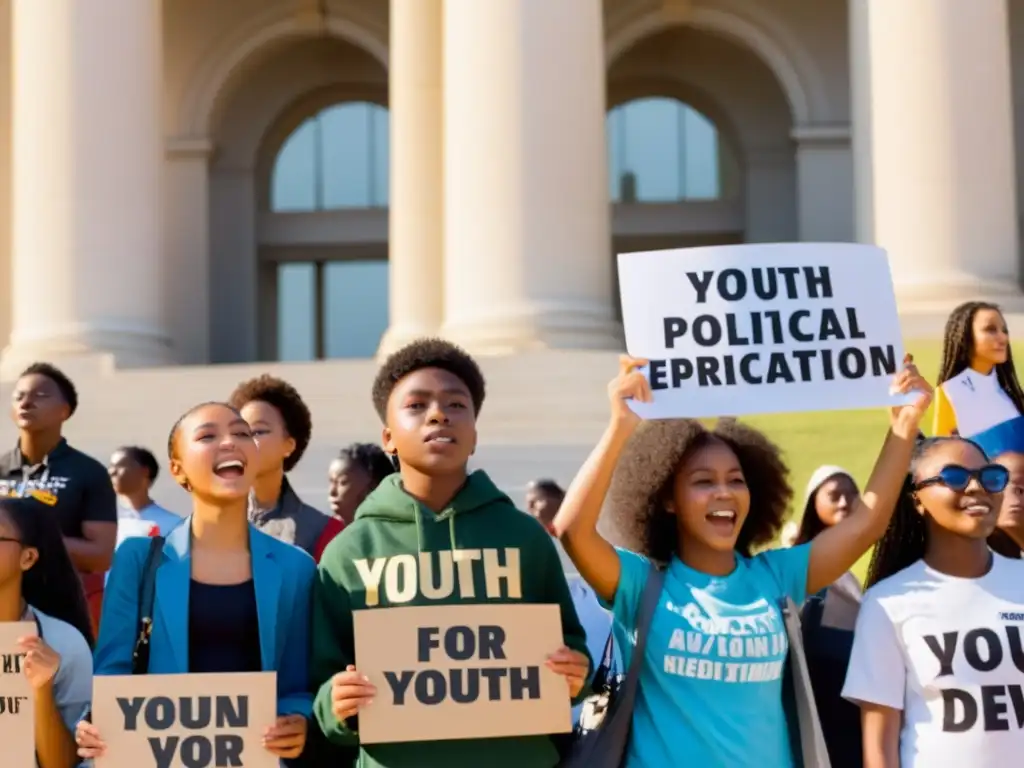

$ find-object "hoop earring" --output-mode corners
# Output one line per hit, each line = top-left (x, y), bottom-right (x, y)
(183, 479), (192, 492)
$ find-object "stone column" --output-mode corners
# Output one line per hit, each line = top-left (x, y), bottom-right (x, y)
(164, 138), (213, 365)
(377, 0), (444, 357)
(1, 0), (170, 380)
(792, 125), (854, 243)
(0, 1), (12, 358)
(441, 0), (621, 353)
(850, 0), (1021, 310)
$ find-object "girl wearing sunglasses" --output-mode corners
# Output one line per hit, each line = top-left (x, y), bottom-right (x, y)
(842, 436), (1023, 768)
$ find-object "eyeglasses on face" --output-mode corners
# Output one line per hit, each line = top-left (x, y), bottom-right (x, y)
(913, 464), (1010, 494)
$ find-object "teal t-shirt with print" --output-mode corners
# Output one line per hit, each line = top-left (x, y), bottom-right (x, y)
(608, 544), (811, 767)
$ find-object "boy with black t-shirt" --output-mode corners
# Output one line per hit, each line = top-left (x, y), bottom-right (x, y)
(310, 339), (590, 768)
(0, 363), (117, 631)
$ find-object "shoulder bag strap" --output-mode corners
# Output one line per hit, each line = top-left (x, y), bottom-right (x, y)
(619, 564), (665, 694)
(131, 535), (165, 675)
(781, 597), (831, 768)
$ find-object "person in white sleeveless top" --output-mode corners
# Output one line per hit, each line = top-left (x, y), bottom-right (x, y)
(934, 302), (1024, 460)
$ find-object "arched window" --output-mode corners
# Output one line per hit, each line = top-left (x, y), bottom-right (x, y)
(268, 101), (391, 361)
(607, 97), (728, 203)
(271, 101), (390, 211)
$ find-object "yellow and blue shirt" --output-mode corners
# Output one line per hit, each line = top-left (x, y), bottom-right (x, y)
(934, 368), (1024, 457)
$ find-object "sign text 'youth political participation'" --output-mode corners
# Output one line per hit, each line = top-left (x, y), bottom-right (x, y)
(649, 265), (898, 389)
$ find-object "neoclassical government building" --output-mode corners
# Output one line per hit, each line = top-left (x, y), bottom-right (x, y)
(0, 0), (1020, 376)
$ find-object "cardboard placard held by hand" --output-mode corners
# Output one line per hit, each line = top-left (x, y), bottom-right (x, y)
(0, 622), (37, 768)
(92, 671), (278, 768)
(354, 603), (573, 744)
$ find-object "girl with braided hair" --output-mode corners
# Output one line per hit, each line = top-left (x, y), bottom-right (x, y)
(843, 436), (1024, 767)
(934, 302), (1024, 458)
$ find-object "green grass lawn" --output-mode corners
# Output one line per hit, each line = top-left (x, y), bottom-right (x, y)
(741, 339), (950, 582)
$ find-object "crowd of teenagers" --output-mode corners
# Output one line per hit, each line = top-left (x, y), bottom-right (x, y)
(2, 300), (1024, 767)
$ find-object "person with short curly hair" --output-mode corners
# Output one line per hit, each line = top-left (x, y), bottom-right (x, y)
(554, 355), (932, 767)
(844, 436), (1024, 767)
(311, 338), (590, 768)
(228, 375), (341, 561)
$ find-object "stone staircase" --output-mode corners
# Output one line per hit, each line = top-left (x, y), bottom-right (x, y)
(0, 305), (964, 519)
(0, 351), (626, 515)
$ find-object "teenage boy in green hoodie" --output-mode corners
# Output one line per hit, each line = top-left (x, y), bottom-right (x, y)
(310, 338), (591, 768)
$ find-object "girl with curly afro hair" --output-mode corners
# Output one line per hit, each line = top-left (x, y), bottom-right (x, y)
(844, 436), (1024, 767)
(933, 302), (1024, 459)
(553, 355), (932, 767)
(229, 375), (344, 562)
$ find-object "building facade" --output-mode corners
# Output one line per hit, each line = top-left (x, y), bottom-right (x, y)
(0, 0), (1021, 376)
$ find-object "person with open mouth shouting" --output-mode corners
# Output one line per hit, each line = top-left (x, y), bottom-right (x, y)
(75, 402), (316, 766)
(553, 353), (931, 767)
(844, 436), (1024, 768)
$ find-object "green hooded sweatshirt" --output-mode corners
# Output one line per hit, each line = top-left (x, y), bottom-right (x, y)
(310, 470), (590, 768)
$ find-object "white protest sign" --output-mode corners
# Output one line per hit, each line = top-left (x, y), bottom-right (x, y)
(617, 243), (909, 418)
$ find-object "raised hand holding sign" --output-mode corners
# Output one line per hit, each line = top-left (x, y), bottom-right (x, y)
(888, 354), (934, 438)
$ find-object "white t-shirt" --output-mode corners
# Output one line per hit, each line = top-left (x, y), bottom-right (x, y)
(116, 502), (181, 547)
(842, 555), (1024, 767)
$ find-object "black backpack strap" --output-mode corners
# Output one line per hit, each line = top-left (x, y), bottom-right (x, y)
(131, 536), (165, 675)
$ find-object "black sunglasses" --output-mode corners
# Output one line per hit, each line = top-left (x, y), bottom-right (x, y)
(914, 464), (1009, 494)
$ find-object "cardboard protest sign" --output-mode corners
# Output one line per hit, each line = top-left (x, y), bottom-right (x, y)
(618, 242), (911, 418)
(92, 671), (277, 768)
(0, 622), (36, 767)
(354, 603), (572, 744)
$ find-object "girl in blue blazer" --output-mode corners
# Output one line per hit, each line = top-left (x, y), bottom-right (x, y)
(75, 401), (316, 763)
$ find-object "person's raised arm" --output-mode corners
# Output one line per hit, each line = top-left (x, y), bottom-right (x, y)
(553, 356), (651, 604)
(806, 357), (933, 594)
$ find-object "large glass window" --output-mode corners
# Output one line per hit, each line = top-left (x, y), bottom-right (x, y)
(276, 261), (389, 361)
(269, 101), (390, 360)
(272, 102), (389, 210)
(607, 97), (725, 202)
